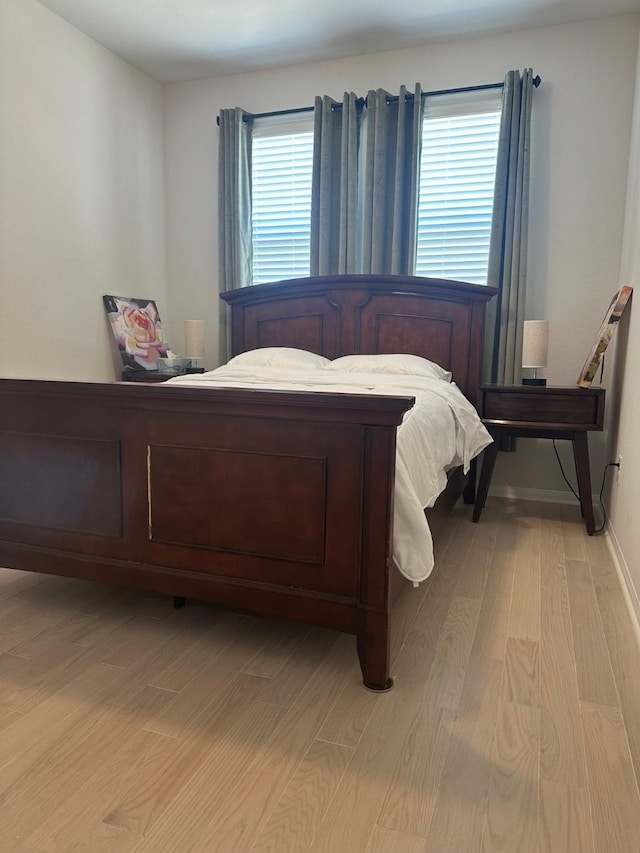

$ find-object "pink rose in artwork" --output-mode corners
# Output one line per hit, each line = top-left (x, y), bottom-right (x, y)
(121, 305), (165, 368)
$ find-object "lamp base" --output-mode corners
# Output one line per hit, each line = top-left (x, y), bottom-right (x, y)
(522, 377), (547, 386)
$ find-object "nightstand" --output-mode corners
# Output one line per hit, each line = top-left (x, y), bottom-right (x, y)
(473, 384), (605, 534)
(121, 370), (176, 382)
(121, 368), (206, 382)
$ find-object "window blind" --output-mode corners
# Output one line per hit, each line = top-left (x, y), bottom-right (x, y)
(251, 114), (313, 285)
(415, 92), (502, 285)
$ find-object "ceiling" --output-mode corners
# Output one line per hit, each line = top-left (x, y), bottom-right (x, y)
(37, 0), (640, 83)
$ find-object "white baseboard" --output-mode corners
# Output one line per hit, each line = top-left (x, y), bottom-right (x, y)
(605, 523), (640, 651)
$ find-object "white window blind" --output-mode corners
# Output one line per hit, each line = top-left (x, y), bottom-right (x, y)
(251, 113), (314, 286)
(415, 90), (502, 285)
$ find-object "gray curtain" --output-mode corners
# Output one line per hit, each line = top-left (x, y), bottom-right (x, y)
(310, 93), (360, 275)
(311, 85), (423, 276)
(359, 84), (423, 274)
(218, 108), (252, 362)
(484, 69), (534, 384)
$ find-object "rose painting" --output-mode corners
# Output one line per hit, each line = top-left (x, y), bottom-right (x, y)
(103, 295), (168, 370)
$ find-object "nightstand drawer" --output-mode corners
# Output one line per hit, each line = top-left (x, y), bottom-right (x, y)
(480, 386), (605, 430)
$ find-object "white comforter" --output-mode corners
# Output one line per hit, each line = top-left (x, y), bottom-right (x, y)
(167, 367), (492, 583)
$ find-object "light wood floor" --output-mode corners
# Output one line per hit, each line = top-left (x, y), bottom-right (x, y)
(1, 498), (639, 852)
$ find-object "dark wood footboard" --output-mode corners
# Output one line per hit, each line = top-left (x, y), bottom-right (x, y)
(0, 379), (412, 690)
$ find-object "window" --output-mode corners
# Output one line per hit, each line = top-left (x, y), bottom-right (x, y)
(415, 90), (502, 285)
(251, 113), (314, 285)
(250, 90), (502, 286)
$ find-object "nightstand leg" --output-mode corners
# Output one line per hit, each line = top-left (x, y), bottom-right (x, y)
(473, 440), (498, 522)
(572, 431), (596, 534)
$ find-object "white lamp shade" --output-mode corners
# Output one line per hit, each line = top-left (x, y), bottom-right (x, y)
(522, 320), (549, 369)
(184, 319), (205, 360)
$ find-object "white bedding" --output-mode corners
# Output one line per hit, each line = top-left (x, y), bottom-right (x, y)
(167, 365), (492, 584)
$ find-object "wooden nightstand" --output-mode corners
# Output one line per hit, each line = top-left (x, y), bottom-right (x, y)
(121, 370), (175, 382)
(473, 384), (606, 534)
(121, 368), (206, 382)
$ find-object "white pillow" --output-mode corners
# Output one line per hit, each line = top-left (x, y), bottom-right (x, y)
(325, 353), (451, 382)
(227, 347), (330, 370)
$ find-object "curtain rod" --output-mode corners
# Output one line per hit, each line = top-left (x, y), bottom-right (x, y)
(217, 75), (541, 125)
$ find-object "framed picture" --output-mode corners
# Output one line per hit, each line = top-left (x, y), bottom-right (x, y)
(103, 295), (168, 371)
(577, 286), (633, 387)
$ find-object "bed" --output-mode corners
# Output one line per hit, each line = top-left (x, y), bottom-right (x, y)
(0, 274), (495, 690)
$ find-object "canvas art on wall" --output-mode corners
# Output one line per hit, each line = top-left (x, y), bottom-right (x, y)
(103, 295), (168, 370)
(577, 286), (633, 387)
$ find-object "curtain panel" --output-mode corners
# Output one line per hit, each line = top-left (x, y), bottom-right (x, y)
(310, 93), (360, 275)
(310, 84), (423, 276)
(359, 84), (423, 274)
(218, 108), (253, 362)
(484, 69), (534, 385)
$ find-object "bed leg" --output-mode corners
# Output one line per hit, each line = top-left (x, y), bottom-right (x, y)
(357, 609), (393, 691)
(173, 596), (186, 609)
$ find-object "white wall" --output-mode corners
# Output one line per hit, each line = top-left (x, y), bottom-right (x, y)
(0, 0), (168, 382)
(608, 28), (640, 630)
(164, 14), (639, 495)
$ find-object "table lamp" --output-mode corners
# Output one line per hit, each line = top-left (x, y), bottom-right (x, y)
(184, 319), (205, 372)
(522, 320), (549, 386)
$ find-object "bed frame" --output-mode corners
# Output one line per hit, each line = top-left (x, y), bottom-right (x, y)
(0, 275), (495, 690)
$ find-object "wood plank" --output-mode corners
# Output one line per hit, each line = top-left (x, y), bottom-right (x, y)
(101, 614), (197, 669)
(590, 548), (640, 790)
(503, 638), (538, 708)
(137, 636), (354, 853)
(559, 502), (588, 562)
(0, 569), (49, 602)
(317, 675), (378, 748)
(565, 559), (618, 706)
(0, 640), (99, 713)
(250, 739), (353, 853)
(22, 728), (174, 852)
(465, 508), (518, 662)
(365, 825), (425, 853)
(308, 688), (425, 852)
(0, 706), (22, 734)
(103, 675), (279, 840)
(481, 699), (539, 853)
(378, 703), (452, 837)
(422, 656), (504, 853)
(0, 617), (200, 792)
(538, 779), (594, 853)
(422, 596), (482, 710)
(0, 661), (131, 776)
(258, 627), (339, 708)
(455, 502), (500, 600)
(539, 503), (565, 588)
(242, 620), (311, 679)
(388, 573), (429, 665)
(507, 509), (540, 642)
(1, 685), (175, 843)
(539, 575), (586, 786)
(147, 612), (244, 692)
(5, 612), (100, 658)
(144, 619), (278, 738)
(581, 701), (640, 853)
(404, 512), (475, 653)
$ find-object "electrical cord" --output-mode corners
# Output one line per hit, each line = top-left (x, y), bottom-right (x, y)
(552, 439), (619, 535)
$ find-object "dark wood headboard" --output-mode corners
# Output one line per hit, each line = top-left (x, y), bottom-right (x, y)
(221, 274), (496, 407)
